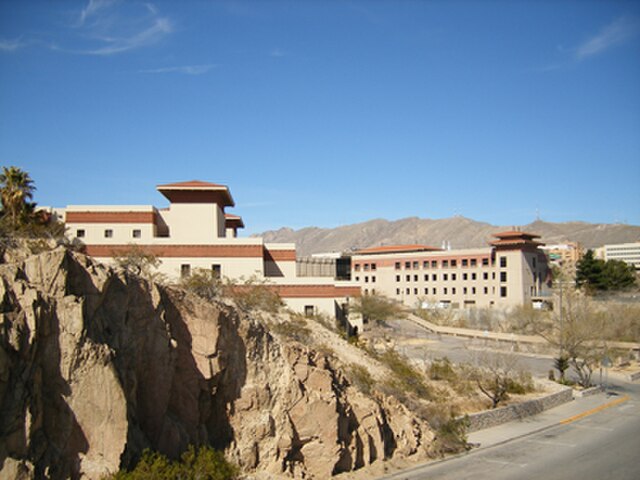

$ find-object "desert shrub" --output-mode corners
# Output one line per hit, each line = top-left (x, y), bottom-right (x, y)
(271, 316), (311, 343)
(428, 357), (457, 382)
(346, 363), (375, 395)
(378, 348), (432, 400)
(112, 244), (161, 278)
(431, 415), (470, 456)
(107, 445), (238, 480)
(181, 268), (222, 301)
(224, 276), (283, 314)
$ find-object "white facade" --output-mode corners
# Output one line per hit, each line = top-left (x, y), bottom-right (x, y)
(601, 241), (640, 270)
(61, 180), (360, 320)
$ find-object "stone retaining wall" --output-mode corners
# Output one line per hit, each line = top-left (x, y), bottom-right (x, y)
(463, 385), (573, 433)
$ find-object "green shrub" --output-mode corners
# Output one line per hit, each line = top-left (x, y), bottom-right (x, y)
(378, 348), (432, 400)
(346, 364), (375, 395)
(224, 276), (283, 314)
(271, 316), (311, 343)
(181, 268), (223, 301)
(106, 445), (238, 480)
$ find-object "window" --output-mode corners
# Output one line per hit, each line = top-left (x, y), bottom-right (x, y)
(371, 276), (376, 283)
(396, 288), (401, 295)
(424, 288), (429, 294)
(414, 288), (418, 295)
(463, 273), (468, 281)
(180, 264), (191, 278)
(424, 274), (429, 282)
(354, 264), (361, 272)
(212, 264), (221, 278)
(355, 276), (360, 281)
(470, 259), (477, 267)
(443, 273), (448, 281)
(463, 287), (468, 294)
(104, 229), (113, 238)
(483, 272), (489, 280)
(132, 229), (141, 238)
(500, 257), (507, 268)
(371, 263), (377, 271)
(406, 288), (410, 294)
(500, 272), (507, 282)
(451, 259), (457, 267)
(431, 260), (437, 268)
(406, 275), (411, 281)
(423, 261), (429, 268)
(414, 274), (418, 282)
(482, 258), (489, 266)
(396, 275), (401, 282)
(443, 287), (448, 294)
(492, 272), (496, 280)
(471, 273), (477, 280)
(442, 260), (449, 268)
(364, 263), (370, 271)
(452, 287), (456, 294)
(432, 274), (437, 281)
(304, 305), (315, 317)
(405, 261), (411, 269)
(364, 276), (369, 283)
(413, 261), (419, 269)
(500, 286), (507, 297)
(472, 287), (476, 294)
(432, 288), (436, 295)
(484, 287), (488, 294)
(462, 259), (468, 267)
(395, 262), (401, 270)
(452, 273), (457, 281)
(76, 229), (85, 238)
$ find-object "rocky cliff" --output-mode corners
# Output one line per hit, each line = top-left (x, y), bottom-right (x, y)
(0, 247), (433, 479)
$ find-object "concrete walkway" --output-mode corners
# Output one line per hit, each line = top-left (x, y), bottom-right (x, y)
(467, 390), (630, 449)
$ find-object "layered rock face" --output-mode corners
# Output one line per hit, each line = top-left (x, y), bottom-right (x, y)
(0, 248), (433, 479)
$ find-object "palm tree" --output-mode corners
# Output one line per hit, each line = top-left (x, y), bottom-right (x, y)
(0, 166), (36, 228)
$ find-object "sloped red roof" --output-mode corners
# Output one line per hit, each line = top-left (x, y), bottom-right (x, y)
(156, 180), (234, 206)
(355, 244), (441, 255)
(225, 213), (245, 228)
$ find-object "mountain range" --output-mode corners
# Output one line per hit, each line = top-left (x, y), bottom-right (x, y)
(257, 217), (640, 256)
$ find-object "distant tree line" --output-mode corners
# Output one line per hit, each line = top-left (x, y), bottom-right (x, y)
(575, 249), (636, 293)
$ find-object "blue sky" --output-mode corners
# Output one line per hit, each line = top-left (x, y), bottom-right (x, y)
(1, 0), (639, 235)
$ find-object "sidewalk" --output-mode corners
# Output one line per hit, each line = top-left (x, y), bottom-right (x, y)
(467, 390), (628, 449)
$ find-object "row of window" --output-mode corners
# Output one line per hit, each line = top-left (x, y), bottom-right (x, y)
(392, 257), (499, 270)
(396, 286), (508, 297)
(180, 264), (221, 278)
(395, 271), (507, 282)
(76, 228), (142, 239)
(353, 263), (377, 272)
(354, 276), (376, 283)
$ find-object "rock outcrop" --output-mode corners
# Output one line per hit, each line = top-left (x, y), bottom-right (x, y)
(0, 248), (433, 479)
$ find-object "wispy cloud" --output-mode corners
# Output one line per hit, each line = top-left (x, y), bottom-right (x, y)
(67, 1), (173, 55)
(575, 16), (640, 61)
(139, 64), (216, 75)
(0, 37), (27, 52)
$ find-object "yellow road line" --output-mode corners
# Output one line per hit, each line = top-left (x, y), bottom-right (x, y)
(560, 395), (630, 425)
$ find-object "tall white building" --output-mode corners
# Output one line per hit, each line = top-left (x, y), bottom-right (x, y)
(598, 241), (640, 271)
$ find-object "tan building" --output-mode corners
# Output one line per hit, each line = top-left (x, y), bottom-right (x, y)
(597, 241), (640, 271)
(350, 231), (551, 309)
(61, 180), (360, 320)
(539, 242), (583, 277)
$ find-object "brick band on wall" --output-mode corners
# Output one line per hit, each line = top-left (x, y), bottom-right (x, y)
(85, 244), (264, 258)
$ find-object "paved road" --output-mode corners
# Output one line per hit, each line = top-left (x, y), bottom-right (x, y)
(380, 380), (640, 480)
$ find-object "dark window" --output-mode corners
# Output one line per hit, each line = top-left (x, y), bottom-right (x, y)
(104, 229), (113, 238)
(304, 305), (315, 317)
(396, 288), (401, 295)
(471, 273), (477, 280)
(364, 263), (370, 271)
(395, 262), (401, 270)
(424, 274), (429, 281)
(443, 273), (448, 281)
(462, 259), (468, 267)
(432, 288), (437, 295)
(212, 264), (221, 278)
(396, 275), (401, 282)
(484, 287), (488, 294)
(432, 274), (437, 281)
(371, 263), (377, 271)
(132, 229), (141, 238)
(483, 272), (489, 280)
(414, 274), (418, 282)
(500, 272), (507, 282)
(444, 287), (448, 294)
(372, 276), (376, 283)
(452, 273), (457, 281)
(431, 260), (437, 268)
(443, 260), (449, 268)
(463, 273), (468, 280)
(423, 261), (429, 268)
(181, 264), (191, 278)
(364, 276), (369, 283)
(354, 264), (361, 271)
(406, 288), (410, 294)
(482, 258), (489, 266)
(463, 287), (468, 294)
(452, 287), (456, 294)
(470, 259), (477, 267)
(406, 275), (411, 281)
(76, 229), (85, 238)
(500, 286), (507, 297)
(414, 288), (418, 295)
(413, 261), (419, 269)
(451, 259), (457, 267)
(405, 261), (411, 269)
(500, 257), (507, 268)
(472, 287), (476, 294)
